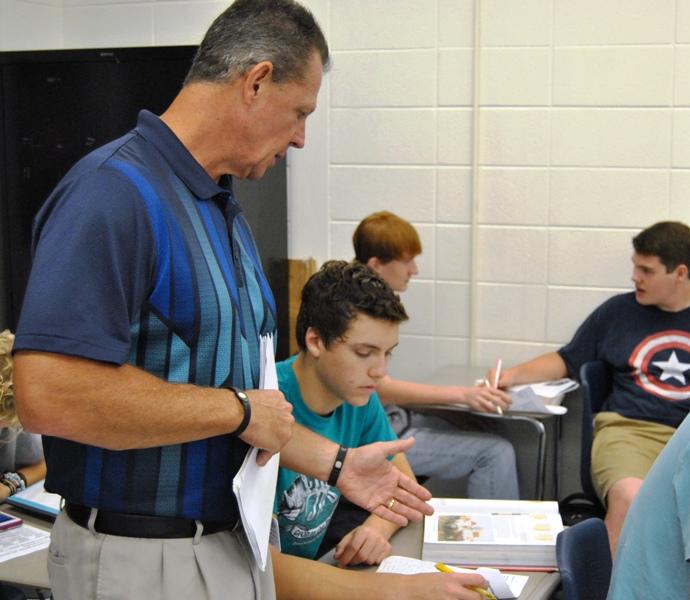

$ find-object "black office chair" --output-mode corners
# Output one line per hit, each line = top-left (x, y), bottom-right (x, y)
(556, 518), (612, 600)
(559, 361), (610, 523)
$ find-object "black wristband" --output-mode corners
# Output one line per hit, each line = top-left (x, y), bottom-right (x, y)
(228, 387), (252, 437)
(327, 446), (348, 487)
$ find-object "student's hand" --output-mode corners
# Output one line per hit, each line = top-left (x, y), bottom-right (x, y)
(485, 366), (516, 390)
(337, 438), (433, 527)
(0, 483), (10, 503)
(462, 385), (512, 414)
(239, 389), (295, 466)
(334, 521), (393, 567)
(387, 572), (488, 600)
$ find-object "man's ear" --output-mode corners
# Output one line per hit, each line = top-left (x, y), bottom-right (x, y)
(304, 327), (324, 358)
(242, 60), (274, 103)
(676, 264), (689, 281)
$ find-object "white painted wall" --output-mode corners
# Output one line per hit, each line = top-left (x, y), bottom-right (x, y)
(2, 0), (689, 381)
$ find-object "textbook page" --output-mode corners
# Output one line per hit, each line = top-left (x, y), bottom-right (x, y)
(0, 524), (50, 563)
(232, 334), (280, 571)
(377, 555), (528, 599)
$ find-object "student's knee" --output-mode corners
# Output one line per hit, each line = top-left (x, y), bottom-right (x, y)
(483, 436), (516, 464)
(606, 477), (643, 513)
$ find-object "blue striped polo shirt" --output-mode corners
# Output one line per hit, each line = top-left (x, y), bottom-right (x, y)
(14, 110), (277, 521)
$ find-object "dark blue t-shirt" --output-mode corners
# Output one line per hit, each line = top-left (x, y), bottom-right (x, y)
(559, 292), (690, 428)
(14, 111), (277, 521)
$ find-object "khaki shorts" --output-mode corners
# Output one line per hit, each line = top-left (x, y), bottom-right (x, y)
(591, 411), (675, 504)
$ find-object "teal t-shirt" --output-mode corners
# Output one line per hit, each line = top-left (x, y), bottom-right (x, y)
(274, 354), (397, 559)
(608, 413), (690, 598)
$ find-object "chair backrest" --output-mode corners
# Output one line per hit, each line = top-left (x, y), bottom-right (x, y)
(556, 518), (612, 600)
(579, 361), (612, 502)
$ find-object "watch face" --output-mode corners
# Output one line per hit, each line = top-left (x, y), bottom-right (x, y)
(238, 390), (248, 401)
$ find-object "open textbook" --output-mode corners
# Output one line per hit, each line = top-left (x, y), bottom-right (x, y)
(422, 498), (564, 569)
(507, 378), (579, 415)
(377, 555), (528, 600)
(6, 480), (61, 517)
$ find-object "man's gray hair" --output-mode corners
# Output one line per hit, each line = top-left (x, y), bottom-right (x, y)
(185, 0), (330, 85)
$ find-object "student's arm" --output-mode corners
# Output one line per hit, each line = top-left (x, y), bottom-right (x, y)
(0, 459), (46, 502)
(281, 427), (433, 527)
(377, 376), (511, 414)
(271, 546), (486, 600)
(17, 459), (47, 488)
(487, 352), (568, 389)
(333, 453), (413, 567)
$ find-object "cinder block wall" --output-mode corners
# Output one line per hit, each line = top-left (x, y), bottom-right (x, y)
(2, 0), (689, 383)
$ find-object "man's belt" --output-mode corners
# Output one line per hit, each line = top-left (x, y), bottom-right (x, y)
(65, 501), (238, 539)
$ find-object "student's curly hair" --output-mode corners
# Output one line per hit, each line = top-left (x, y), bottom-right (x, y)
(295, 260), (408, 351)
(0, 330), (17, 428)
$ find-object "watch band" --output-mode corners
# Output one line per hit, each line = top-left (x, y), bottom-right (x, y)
(327, 445), (349, 487)
(228, 387), (252, 437)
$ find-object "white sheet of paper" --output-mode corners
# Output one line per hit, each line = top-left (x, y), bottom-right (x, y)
(0, 524), (50, 563)
(508, 386), (568, 415)
(376, 555), (528, 599)
(232, 334), (280, 571)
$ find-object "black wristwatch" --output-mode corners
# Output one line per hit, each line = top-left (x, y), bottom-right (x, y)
(228, 387), (251, 437)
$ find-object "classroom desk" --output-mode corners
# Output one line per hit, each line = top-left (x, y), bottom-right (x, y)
(415, 365), (566, 500)
(0, 503), (50, 589)
(322, 520), (560, 600)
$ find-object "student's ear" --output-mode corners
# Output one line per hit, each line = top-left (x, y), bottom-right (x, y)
(366, 256), (382, 275)
(304, 327), (325, 358)
(676, 264), (689, 281)
(242, 60), (274, 104)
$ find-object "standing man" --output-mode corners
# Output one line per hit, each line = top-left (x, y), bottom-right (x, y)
(12, 3), (431, 599)
(490, 221), (690, 555)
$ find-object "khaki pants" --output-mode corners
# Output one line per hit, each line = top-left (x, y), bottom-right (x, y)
(591, 411), (675, 503)
(48, 510), (275, 600)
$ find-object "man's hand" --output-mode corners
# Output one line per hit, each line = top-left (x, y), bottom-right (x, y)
(337, 438), (433, 527)
(462, 385), (512, 414)
(238, 389), (295, 466)
(334, 521), (393, 567)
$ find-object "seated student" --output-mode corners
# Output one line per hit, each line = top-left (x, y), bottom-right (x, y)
(489, 221), (690, 555)
(274, 260), (414, 566)
(353, 211), (518, 500)
(607, 413), (690, 599)
(0, 329), (46, 501)
(0, 330), (47, 600)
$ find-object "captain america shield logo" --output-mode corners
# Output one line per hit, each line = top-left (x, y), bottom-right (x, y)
(629, 330), (690, 401)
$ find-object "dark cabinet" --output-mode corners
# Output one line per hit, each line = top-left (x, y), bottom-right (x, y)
(0, 46), (289, 357)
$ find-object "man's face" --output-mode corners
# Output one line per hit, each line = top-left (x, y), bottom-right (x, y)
(369, 254), (419, 292)
(312, 313), (399, 408)
(631, 252), (685, 310)
(241, 51), (323, 180)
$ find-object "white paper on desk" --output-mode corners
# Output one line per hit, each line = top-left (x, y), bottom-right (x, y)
(508, 386), (568, 415)
(376, 555), (528, 599)
(0, 523), (50, 563)
(232, 334), (280, 572)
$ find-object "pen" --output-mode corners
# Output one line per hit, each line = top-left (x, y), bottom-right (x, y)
(434, 563), (497, 600)
(492, 358), (503, 416)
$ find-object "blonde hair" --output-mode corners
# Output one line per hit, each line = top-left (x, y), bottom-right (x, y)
(0, 330), (17, 428)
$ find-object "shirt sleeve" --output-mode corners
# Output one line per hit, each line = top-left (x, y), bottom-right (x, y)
(14, 167), (155, 365)
(558, 302), (606, 379)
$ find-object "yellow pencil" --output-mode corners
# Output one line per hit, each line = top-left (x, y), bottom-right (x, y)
(434, 563), (497, 600)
